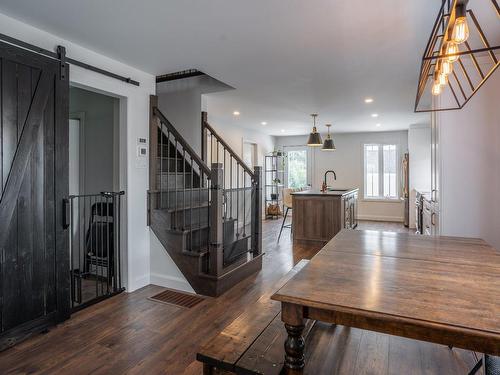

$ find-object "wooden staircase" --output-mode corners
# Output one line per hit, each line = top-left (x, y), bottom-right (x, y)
(148, 96), (262, 297)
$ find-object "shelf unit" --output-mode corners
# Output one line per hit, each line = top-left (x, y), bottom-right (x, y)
(265, 154), (285, 219)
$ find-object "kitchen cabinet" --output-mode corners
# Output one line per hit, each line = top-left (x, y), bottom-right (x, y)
(292, 188), (358, 245)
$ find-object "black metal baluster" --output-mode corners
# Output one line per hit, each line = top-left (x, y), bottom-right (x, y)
(190, 157), (194, 252)
(183, 148), (186, 230)
(236, 164), (240, 238)
(175, 139), (178, 229)
(166, 130), (170, 210)
(199, 171), (203, 255)
(230, 156), (233, 219)
(106, 194), (110, 295)
(69, 197), (74, 308)
(160, 122), (164, 208)
(117, 193), (122, 290)
(243, 172), (246, 237)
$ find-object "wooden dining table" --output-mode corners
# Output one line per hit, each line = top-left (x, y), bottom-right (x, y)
(271, 229), (500, 374)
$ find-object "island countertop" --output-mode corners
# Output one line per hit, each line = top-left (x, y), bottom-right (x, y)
(291, 188), (359, 197)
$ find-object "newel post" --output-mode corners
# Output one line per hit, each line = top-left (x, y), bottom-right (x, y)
(201, 111), (208, 162)
(252, 166), (262, 257)
(209, 163), (224, 276)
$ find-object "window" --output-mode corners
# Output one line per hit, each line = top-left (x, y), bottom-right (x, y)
(287, 149), (307, 188)
(364, 144), (398, 199)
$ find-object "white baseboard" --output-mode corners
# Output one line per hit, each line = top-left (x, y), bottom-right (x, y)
(358, 215), (404, 223)
(127, 274), (150, 292)
(150, 273), (195, 294)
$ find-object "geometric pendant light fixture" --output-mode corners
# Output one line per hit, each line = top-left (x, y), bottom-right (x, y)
(321, 124), (336, 151)
(307, 114), (323, 146)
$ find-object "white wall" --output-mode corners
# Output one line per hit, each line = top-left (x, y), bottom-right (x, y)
(407, 124), (431, 228)
(70, 87), (117, 194)
(0, 12), (156, 291)
(276, 130), (408, 222)
(437, 71), (500, 249)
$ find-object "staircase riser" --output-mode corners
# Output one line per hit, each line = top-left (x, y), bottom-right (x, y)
(153, 190), (209, 210)
(169, 207), (209, 229)
(156, 158), (196, 172)
(156, 174), (193, 189)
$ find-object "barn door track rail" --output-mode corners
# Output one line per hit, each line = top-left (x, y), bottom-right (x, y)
(0, 32), (140, 86)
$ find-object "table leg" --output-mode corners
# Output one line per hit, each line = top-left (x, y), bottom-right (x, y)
(282, 302), (305, 374)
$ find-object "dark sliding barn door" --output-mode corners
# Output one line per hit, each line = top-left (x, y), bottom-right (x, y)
(0, 41), (69, 350)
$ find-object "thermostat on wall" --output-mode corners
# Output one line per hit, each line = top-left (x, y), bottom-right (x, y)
(136, 144), (148, 169)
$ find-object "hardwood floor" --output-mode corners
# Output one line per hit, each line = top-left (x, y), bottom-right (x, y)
(357, 219), (412, 233)
(0, 220), (473, 375)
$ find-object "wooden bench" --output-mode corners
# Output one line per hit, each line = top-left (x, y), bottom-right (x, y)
(197, 260), (310, 375)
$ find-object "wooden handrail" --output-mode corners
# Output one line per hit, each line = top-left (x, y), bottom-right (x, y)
(153, 107), (211, 177)
(202, 117), (255, 178)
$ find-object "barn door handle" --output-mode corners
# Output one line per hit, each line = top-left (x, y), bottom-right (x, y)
(62, 199), (70, 229)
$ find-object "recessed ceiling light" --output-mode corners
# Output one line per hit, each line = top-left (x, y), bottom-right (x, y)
(376, 123), (381, 127)
(371, 113), (379, 118)
(281, 129), (285, 133)
(233, 111), (240, 116)
(364, 98), (374, 103)
(261, 121), (267, 126)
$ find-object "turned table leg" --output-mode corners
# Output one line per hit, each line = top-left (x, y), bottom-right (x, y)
(282, 302), (305, 374)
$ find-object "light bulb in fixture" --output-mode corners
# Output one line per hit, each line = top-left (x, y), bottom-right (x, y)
(432, 71), (442, 96)
(371, 113), (379, 118)
(364, 98), (374, 103)
(261, 121), (267, 126)
(432, 82), (442, 96)
(452, 2), (469, 44)
(233, 111), (240, 116)
(438, 71), (448, 86)
(445, 41), (459, 62)
(441, 60), (453, 75)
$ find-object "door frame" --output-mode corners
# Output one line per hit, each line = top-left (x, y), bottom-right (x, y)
(69, 112), (86, 196)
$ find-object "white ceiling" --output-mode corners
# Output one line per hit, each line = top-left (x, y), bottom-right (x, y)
(0, 0), (440, 135)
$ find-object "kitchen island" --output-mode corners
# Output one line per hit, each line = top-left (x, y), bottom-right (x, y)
(292, 188), (358, 245)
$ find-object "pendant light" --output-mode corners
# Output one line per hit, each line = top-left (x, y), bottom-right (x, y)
(452, 0), (470, 44)
(322, 124), (336, 151)
(307, 114), (323, 147)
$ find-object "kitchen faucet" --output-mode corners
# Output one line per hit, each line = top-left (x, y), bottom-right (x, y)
(324, 170), (337, 188)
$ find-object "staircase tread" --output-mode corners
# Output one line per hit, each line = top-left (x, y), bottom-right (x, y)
(165, 203), (210, 213)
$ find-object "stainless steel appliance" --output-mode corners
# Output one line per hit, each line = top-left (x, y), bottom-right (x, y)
(415, 191), (423, 234)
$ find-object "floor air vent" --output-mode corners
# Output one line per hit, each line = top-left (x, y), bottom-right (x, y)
(149, 289), (205, 308)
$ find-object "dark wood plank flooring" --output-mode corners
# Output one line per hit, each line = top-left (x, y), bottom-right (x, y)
(0, 220), (474, 375)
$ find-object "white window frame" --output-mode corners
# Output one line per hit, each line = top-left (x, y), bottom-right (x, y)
(284, 146), (311, 189)
(363, 143), (400, 202)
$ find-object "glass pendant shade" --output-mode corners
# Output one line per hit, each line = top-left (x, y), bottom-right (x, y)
(307, 114), (323, 146)
(322, 124), (335, 151)
(445, 41), (459, 62)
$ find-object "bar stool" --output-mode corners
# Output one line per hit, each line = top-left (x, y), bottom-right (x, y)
(278, 188), (293, 242)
